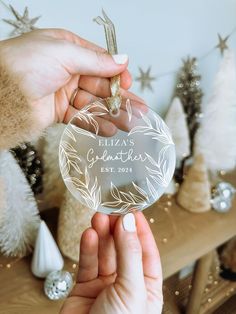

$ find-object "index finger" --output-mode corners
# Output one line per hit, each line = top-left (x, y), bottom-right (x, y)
(135, 212), (162, 281)
(38, 28), (107, 52)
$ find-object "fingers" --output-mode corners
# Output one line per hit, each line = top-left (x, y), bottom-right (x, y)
(135, 212), (163, 281)
(91, 213), (117, 276)
(76, 228), (99, 283)
(79, 70), (132, 97)
(71, 276), (115, 299)
(63, 106), (118, 137)
(73, 89), (98, 108)
(113, 213), (146, 291)
(38, 29), (130, 81)
(39, 28), (106, 53)
(57, 41), (128, 77)
(135, 212), (163, 309)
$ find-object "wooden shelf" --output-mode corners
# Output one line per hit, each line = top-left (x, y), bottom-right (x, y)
(200, 277), (236, 313)
(163, 273), (236, 314)
(145, 178), (236, 279)
(1, 172), (236, 313)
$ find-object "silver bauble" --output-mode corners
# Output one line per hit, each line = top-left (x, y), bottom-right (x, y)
(44, 270), (73, 300)
(211, 182), (235, 213)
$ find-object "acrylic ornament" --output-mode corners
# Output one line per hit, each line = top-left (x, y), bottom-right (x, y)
(59, 99), (175, 215)
(31, 221), (64, 278)
(59, 11), (175, 214)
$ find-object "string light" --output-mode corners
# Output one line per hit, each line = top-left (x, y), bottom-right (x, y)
(216, 34), (230, 55)
(0, 257), (22, 269)
(162, 238), (168, 244)
(135, 28), (236, 82)
(72, 264), (77, 270)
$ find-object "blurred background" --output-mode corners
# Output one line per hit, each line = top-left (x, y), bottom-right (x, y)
(1, 0), (236, 115)
(1, 1), (236, 313)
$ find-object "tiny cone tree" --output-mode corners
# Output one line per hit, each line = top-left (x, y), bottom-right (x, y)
(176, 154), (211, 213)
(31, 221), (64, 278)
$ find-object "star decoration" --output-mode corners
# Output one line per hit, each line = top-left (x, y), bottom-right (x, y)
(135, 67), (156, 92)
(216, 34), (230, 55)
(3, 5), (40, 37)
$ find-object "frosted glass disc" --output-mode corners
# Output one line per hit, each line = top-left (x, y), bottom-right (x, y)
(59, 98), (175, 214)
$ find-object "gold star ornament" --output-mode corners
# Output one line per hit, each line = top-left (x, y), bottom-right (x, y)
(216, 34), (229, 55)
(136, 67), (156, 92)
(3, 5), (40, 37)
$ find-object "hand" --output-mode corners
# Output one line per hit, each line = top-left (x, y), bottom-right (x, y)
(60, 212), (163, 314)
(0, 29), (145, 135)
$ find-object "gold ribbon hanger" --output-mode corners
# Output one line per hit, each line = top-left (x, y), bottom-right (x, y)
(94, 10), (122, 116)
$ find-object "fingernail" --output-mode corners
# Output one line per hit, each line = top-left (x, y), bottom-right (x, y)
(112, 54), (128, 65)
(123, 213), (136, 232)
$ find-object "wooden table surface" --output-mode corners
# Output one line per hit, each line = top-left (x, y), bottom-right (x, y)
(1, 173), (236, 314)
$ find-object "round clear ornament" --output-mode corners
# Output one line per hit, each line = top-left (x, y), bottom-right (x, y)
(59, 98), (176, 215)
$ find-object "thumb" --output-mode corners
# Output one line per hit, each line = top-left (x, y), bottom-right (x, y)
(113, 213), (145, 291)
(58, 41), (128, 77)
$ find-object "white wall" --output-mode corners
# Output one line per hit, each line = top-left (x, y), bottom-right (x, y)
(1, 0), (236, 116)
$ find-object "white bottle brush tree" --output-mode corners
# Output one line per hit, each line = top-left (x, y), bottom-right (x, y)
(165, 97), (190, 194)
(165, 97), (190, 166)
(0, 151), (40, 257)
(195, 50), (236, 177)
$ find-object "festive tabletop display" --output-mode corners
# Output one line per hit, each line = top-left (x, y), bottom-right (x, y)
(0, 0), (236, 305)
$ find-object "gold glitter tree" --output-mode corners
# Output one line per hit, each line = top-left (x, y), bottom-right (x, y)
(174, 57), (203, 182)
(175, 57), (203, 154)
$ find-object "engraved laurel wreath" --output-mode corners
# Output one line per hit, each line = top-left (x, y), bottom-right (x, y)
(59, 100), (174, 214)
